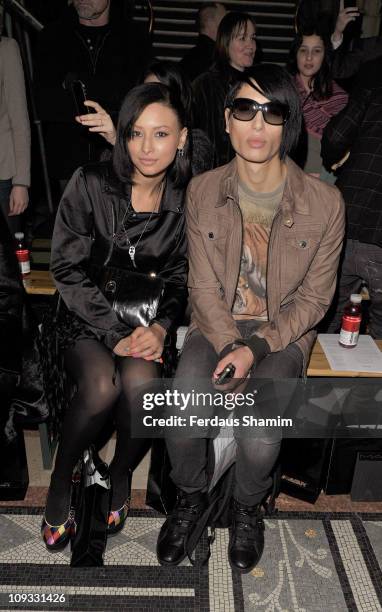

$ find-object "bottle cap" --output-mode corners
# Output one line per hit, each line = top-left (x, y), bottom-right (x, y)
(15, 232), (24, 240)
(350, 294), (362, 304)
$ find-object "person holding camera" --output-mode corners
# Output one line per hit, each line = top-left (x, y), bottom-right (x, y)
(34, 0), (151, 190)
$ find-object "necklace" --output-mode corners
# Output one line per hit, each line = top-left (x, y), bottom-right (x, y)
(120, 181), (164, 268)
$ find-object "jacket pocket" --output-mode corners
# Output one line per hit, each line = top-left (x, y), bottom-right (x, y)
(281, 233), (321, 290)
(198, 212), (230, 275)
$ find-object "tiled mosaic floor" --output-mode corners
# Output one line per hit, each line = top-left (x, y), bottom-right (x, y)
(0, 508), (381, 612)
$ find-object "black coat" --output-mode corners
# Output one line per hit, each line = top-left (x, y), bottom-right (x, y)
(0, 212), (23, 380)
(192, 66), (241, 168)
(51, 162), (188, 350)
(180, 34), (215, 82)
(34, 6), (151, 179)
(321, 58), (382, 247)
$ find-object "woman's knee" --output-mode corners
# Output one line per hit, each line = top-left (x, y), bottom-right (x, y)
(77, 371), (121, 407)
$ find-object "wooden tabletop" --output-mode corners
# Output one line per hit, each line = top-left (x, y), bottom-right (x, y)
(23, 269), (56, 296)
(307, 338), (382, 377)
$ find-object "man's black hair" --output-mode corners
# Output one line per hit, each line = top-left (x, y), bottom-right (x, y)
(225, 64), (302, 160)
(113, 82), (191, 188)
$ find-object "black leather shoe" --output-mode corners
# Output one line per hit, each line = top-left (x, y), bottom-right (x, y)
(228, 499), (265, 573)
(157, 490), (207, 566)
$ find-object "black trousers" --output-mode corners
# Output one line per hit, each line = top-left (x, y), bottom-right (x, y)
(166, 320), (303, 506)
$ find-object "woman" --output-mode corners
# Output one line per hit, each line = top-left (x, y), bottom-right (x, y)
(41, 83), (190, 550)
(0, 33), (30, 233)
(289, 30), (348, 178)
(76, 59), (213, 175)
(192, 11), (257, 167)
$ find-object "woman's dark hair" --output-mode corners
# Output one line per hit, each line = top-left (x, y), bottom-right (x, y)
(214, 11), (256, 72)
(225, 64), (302, 160)
(142, 59), (193, 124)
(288, 30), (333, 100)
(113, 82), (191, 188)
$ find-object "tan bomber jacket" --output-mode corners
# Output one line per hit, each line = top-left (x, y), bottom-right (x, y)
(185, 156), (345, 369)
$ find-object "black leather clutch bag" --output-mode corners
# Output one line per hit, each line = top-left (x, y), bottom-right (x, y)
(100, 267), (165, 329)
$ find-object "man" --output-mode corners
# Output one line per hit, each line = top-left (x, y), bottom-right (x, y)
(321, 57), (382, 338)
(156, 64), (345, 572)
(180, 3), (226, 82)
(34, 0), (151, 189)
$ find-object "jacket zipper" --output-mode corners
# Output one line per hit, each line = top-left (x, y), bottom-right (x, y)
(103, 200), (116, 267)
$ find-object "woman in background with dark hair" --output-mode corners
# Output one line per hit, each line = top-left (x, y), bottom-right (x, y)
(76, 59), (214, 175)
(192, 11), (257, 167)
(41, 82), (190, 550)
(288, 30), (348, 178)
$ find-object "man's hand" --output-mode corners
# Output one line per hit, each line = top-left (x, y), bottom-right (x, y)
(332, 1), (360, 44)
(113, 323), (166, 360)
(213, 346), (254, 391)
(9, 186), (29, 216)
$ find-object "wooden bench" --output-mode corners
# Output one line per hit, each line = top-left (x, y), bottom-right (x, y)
(307, 339), (382, 377)
(23, 269), (55, 296)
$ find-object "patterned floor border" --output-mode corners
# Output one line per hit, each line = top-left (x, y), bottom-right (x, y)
(0, 508), (381, 611)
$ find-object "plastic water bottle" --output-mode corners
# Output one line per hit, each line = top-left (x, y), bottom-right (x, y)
(339, 294), (362, 348)
(15, 232), (30, 276)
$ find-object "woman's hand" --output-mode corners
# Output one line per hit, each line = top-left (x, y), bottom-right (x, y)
(113, 323), (166, 360)
(75, 100), (117, 145)
(9, 186), (29, 216)
(332, 1), (360, 44)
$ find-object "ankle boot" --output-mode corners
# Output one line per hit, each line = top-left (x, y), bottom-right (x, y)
(156, 489), (207, 566)
(228, 499), (265, 573)
(108, 469), (132, 536)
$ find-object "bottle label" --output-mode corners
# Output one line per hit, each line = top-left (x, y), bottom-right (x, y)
(339, 314), (361, 346)
(16, 249), (30, 276)
(19, 260), (31, 275)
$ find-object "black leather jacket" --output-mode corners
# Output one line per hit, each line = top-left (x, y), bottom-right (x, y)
(51, 162), (188, 350)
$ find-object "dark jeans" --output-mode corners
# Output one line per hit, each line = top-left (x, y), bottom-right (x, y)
(0, 179), (21, 235)
(327, 239), (382, 338)
(166, 320), (303, 506)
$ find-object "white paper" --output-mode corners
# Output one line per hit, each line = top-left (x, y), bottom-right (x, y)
(317, 334), (382, 373)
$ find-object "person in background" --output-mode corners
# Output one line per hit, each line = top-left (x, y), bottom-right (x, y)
(289, 30), (348, 179)
(33, 0), (151, 192)
(0, 30), (30, 233)
(192, 11), (257, 167)
(76, 59), (214, 176)
(41, 83), (190, 551)
(180, 3), (226, 82)
(321, 56), (382, 338)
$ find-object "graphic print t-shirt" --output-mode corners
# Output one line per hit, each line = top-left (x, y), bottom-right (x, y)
(232, 179), (285, 321)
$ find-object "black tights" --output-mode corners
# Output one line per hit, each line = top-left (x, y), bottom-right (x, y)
(45, 339), (159, 524)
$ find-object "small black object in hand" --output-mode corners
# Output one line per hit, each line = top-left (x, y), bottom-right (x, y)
(215, 363), (236, 385)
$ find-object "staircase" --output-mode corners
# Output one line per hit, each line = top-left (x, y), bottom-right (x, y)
(135, 0), (297, 66)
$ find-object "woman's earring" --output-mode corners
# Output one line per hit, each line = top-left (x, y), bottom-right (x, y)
(177, 148), (184, 158)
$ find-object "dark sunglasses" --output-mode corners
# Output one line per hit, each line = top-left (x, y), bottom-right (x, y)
(229, 98), (289, 125)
